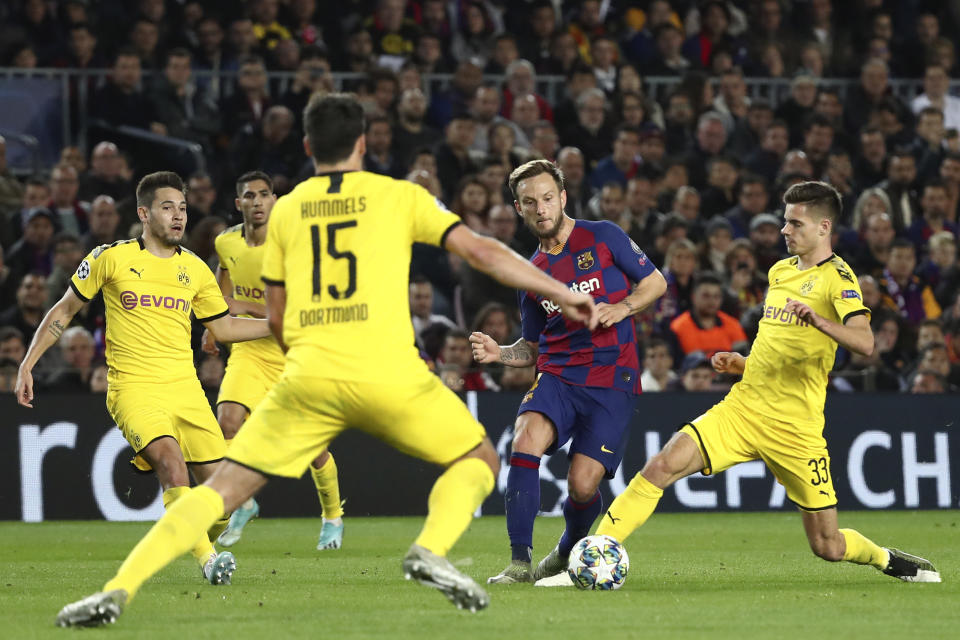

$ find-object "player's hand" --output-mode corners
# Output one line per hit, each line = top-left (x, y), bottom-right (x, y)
(596, 301), (629, 329)
(557, 291), (599, 330)
(784, 297), (821, 329)
(201, 328), (220, 355)
(711, 351), (746, 375)
(469, 331), (500, 364)
(15, 367), (34, 408)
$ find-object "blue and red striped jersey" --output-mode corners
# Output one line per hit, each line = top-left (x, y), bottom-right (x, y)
(519, 219), (657, 394)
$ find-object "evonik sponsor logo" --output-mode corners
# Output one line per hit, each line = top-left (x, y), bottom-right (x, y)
(119, 290), (191, 313)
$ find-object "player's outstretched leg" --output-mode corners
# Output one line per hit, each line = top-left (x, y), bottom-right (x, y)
(56, 589), (127, 628)
(488, 451), (541, 584)
(310, 450), (345, 550)
(406, 445), (496, 610)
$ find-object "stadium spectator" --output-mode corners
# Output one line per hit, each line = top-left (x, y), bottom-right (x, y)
(440, 328), (499, 391)
(911, 108), (947, 182)
(7, 209), (56, 282)
(639, 336), (676, 392)
(925, 232), (960, 309)
(879, 239), (941, 325)
(152, 48), (222, 150)
(363, 116), (403, 179)
(410, 276), (456, 340)
(78, 142), (132, 204)
(519, 3), (558, 73)
(744, 119), (789, 183)
(701, 215), (733, 274)
(625, 174), (663, 252)
(280, 47), (333, 129)
(729, 100), (772, 157)
(485, 33), (520, 75)
(185, 216), (227, 272)
(844, 59), (907, 137)
(665, 351), (715, 391)
(469, 85), (527, 154)
(476, 158), (508, 206)
(911, 64), (960, 132)
(850, 210), (895, 280)
(43, 326), (97, 392)
(81, 196), (122, 252)
(47, 164), (88, 236)
(529, 121), (560, 162)
(509, 95), (542, 144)
(685, 112), (728, 190)
(220, 56), (271, 138)
(723, 174), (770, 238)
(656, 237), (698, 327)
(670, 272), (748, 358)
(229, 105), (304, 193)
(340, 28), (375, 75)
(0, 245), (15, 309)
(774, 75), (817, 147)
(0, 326), (26, 366)
(193, 17), (228, 98)
(875, 150), (919, 232)
(561, 88), (613, 169)
(45, 233), (83, 309)
(456, 204), (522, 326)
(556, 146), (589, 220)
(393, 89), (439, 168)
(859, 275), (882, 312)
(909, 369), (948, 394)
(646, 23), (690, 77)
(908, 181), (956, 254)
(700, 156), (740, 218)
(450, 177), (490, 234)
(249, 0), (292, 51)
(748, 212), (785, 272)
(589, 125), (640, 191)
(128, 18), (162, 71)
(681, 1), (742, 69)
(90, 48), (161, 131)
(0, 272), (48, 343)
(89, 364), (108, 392)
(723, 238), (766, 318)
(365, 0), (420, 57)
(450, 2), (495, 65)
(0, 136), (24, 234)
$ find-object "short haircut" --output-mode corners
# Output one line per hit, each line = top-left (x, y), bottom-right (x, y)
(919, 106), (944, 120)
(0, 326), (25, 344)
(804, 113), (834, 133)
(444, 328), (470, 342)
(239, 54), (266, 68)
(136, 171), (184, 208)
(165, 47), (192, 65)
(920, 318), (943, 331)
(693, 271), (723, 290)
(923, 177), (947, 193)
(114, 46), (140, 61)
(509, 159), (565, 200)
(52, 232), (81, 248)
(303, 92), (365, 165)
(365, 114), (391, 132)
(782, 181), (842, 223)
(738, 173), (768, 193)
(890, 238), (915, 253)
(235, 170), (273, 196)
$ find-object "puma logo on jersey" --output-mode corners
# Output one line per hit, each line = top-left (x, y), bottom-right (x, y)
(540, 277), (601, 314)
(129, 267), (143, 278)
(605, 511), (620, 525)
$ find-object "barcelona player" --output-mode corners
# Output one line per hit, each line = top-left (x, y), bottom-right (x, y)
(16, 171), (273, 589)
(206, 170), (345, 550)
(54, 93), (599, 626)
(472, 159), (667, 585)
(597, 182), (940, 583)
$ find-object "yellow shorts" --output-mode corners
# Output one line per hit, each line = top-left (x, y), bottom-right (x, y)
(217, 350), (284, 414)
(107, 379), (225, 472)
(679, 397), (837, 511)
(228, 371), (487, 478)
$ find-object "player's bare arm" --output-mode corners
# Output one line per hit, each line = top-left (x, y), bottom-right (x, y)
(711, 351), (746, 375)
(470, 333), (538, 367)
(596, 269), (667, 329)
(784, 297), (874, 356)
(202, 313), (271, 344)
(444, 224), (598, 330)
(216, 266), (266, 318)
(15, 286), (87, 407)
(264, 283), (287, 352)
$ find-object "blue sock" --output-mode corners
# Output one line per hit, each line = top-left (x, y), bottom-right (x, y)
(557, 491), (603, 558)
(505, 453), (541, 562)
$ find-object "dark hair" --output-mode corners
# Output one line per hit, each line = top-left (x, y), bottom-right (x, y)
(804, 113), (834, 133)
(444, 328), (470, 343)
(165, 47), (192, 65)
(365, 114), (391, 133)
(889, 146), (915, 162)
(410, 274), (431, 286)
(919, 318), (943, 331)
(738, 173), (768, 193)
(114, 46), (140, 61)
(303, 93), (365, 165)
(922, 177), (947, 194)
(890, 238), (915, 253)
(0, 326), (25, 344)
(52, 232), (81, 249)
(238, 54), (265, 68)
(693, 271), (724, 290)
(614, 123), (642, 140)
(508, 159), (565, 200)
(782, 181), (842, 223)
(471, 302), (511, 334)
(136, 171), (184, 208)
(235, 170), (273, 196)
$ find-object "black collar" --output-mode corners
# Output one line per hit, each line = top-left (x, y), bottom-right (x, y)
(137, 236), (182, 254)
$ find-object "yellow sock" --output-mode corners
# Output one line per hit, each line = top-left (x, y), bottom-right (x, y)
(595, 472), (663, 542)
(163, 487), (217, 565)
(414, 458), (494, 557)
(207, 515), (230, 543)
(105, 486), (225, 599)
(840, 528), (889, 569)
(310, 452), (344, 520)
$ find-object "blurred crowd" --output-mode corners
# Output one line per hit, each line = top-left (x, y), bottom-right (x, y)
(1, 0), (959, 396)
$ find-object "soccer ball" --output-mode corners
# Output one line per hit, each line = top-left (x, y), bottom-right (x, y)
(567, 534), (629, 590)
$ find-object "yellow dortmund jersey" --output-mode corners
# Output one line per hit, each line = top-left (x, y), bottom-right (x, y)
(70, 238), (229, 386)
(261, 170), (461, 381)
(215, 224), (285, 368)
(727, 254), (869, 428)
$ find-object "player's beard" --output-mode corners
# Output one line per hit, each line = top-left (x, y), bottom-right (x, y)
(147, 217), (183, 247)
(526, 210), (563, 239)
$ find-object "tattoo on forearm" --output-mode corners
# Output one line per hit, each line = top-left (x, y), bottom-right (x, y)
(500, 341), (534, 364)
(622, 300), (634, 312)
(48, 320), (65, 340)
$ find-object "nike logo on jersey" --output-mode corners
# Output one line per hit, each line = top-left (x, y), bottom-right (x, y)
(605, 511), (620, 525)
(130, 267), (143, 278)
(600, 445), (614, 454)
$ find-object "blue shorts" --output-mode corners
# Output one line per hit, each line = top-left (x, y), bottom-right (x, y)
(517, 373), (637, 478)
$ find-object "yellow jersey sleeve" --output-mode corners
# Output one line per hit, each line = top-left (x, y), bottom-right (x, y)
(826, 258), (870, 324)
(70, 244), (116, 301)
(214, 231), (229, 272)
(409, 182), (462, 247)
(192, 260), (229, 322)
(262, 198), (291, 284)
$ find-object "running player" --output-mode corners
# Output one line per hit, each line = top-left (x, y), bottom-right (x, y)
(17, 171), (273, 588)
(54, 93), (599, 626)
(206, 171), (345, 550)
(597, 181), (940, 583)
(471, 160), (667, 585)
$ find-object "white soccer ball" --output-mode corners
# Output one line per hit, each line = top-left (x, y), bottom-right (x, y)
(567, 534), (630, 590)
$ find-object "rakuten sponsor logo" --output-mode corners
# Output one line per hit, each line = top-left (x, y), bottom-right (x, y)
(540, 277), (600, 314)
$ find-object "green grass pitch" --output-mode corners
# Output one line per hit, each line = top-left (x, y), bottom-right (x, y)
(0, 512), (956, 639)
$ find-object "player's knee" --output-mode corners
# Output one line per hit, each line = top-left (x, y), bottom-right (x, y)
(567, 476), (598, 503)
(809, 535), (844, 562)
(642, 453), (682, 487)
(218, 415), (243, 440)
(461, 438), (500, 478)
(512, 422), (551, 456)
